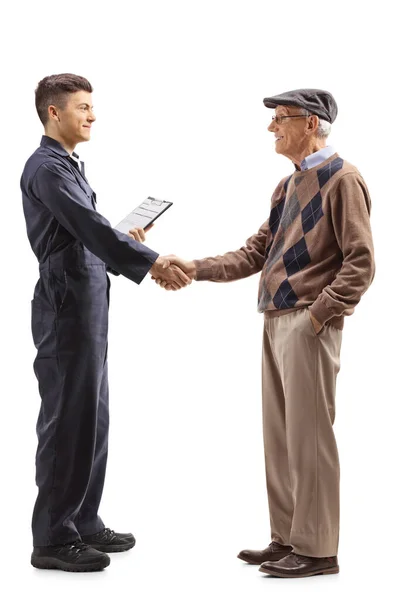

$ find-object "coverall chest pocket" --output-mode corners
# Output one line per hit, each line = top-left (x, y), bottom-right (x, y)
(76, 178), (97, 209)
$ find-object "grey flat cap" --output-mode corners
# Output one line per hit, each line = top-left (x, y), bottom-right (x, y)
(263, 88), (338, 124)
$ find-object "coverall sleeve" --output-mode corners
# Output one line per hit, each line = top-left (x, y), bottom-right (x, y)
(32, 161), (159, 284)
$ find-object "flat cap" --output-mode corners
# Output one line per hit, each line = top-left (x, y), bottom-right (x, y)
(263, 88), (338, 124)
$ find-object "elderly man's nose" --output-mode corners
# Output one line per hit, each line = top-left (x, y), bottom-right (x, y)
(268, 120), (276, 132)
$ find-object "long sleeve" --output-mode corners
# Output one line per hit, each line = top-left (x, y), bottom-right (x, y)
(193, 219), (271, 282)
(32, 161), (159, 284)
(310, 172), (375, 325)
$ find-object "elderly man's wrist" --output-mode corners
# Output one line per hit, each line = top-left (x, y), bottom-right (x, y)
(193, 259), (213, 281)
(309, 299), (333, 327)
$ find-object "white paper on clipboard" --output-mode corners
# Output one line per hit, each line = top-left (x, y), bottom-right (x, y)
(114, 197), (173, 234)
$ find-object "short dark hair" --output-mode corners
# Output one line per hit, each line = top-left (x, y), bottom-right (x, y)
(35, 73), (93, 125)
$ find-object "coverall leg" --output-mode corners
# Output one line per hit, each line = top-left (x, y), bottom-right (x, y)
(31, 246), (110, 546)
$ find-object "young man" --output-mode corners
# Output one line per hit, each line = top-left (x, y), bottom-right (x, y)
(21, 73), (191, 572)
(155, 89), (375, 577)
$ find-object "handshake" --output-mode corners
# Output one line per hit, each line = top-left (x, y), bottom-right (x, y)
(149, 256), (196, 290)
(129, 226), (195, 291)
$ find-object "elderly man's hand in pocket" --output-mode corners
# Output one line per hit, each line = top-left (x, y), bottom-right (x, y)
(309, 310), (323, 334)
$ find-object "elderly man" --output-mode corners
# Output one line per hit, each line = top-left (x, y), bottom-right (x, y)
(155, 89), (375, 577)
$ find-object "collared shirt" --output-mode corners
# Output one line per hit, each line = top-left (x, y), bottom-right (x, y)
(70, 151), (82, 172)
(300, 146), (336, 171)
(20, 135), (158, 284)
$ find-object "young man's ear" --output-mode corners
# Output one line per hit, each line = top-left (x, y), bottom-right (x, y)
(48, 105), (60, 122)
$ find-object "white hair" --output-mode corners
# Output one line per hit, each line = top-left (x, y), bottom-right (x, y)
(299, 108), (331, 139)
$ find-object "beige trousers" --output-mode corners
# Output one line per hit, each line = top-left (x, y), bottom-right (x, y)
(262, 307), (342, 557)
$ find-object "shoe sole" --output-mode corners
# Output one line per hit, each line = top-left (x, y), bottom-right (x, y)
(87, 541), (136, 553)
(258, 565), (339, 578)
(237, 556), (263, 565)
(238, 553), (292, 566)
(31, 554), (110, 572)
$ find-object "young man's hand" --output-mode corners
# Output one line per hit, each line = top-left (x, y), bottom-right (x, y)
(128, 223), (154, 242)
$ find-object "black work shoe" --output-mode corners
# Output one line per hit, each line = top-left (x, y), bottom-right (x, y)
(31, 541), (110, 572)
(81, 528), (136, 553)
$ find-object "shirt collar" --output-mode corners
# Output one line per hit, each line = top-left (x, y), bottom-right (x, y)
(69, 151), (81, 170)
(300, 146), (336, 171)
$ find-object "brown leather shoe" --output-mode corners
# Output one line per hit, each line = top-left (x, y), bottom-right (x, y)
(237, 541), (293, 565)
(259, 552), (339, 577)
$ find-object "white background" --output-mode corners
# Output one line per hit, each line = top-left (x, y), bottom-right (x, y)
(0, 1), (397, 598)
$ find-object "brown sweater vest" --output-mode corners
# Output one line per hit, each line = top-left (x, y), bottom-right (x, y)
(194, 154), (375, 330)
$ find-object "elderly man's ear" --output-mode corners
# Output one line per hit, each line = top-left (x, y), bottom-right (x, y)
(306, 115), (319, 135)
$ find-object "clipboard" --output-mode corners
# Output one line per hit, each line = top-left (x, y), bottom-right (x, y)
(114, 197), (173, 234)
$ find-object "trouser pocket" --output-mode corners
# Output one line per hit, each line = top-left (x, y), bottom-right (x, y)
(31, 299), (43, 348)
(50, 269), (69, 315)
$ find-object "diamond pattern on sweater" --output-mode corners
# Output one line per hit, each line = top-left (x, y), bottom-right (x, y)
(273, 279), (298, 309)
(265, 236), (285, 271)
(258, 158), (346, 313)
(317, 157), (344, 189)
(301, 191), (324, 234)
(259, 286), (272, 309)
(281, 191), (301, 232)
(283, 175), (292, 192)
(269, 198), (285, 236)
(283, 237), (311, 277)
(268, 176), (292, 239)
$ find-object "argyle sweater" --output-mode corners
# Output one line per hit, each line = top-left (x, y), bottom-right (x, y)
(193, 153), (375, 330)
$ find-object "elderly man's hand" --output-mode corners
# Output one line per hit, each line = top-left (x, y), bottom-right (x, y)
(128, 223), (154, 242)
(149, 256), (193, 290)
(309, 310), (323, 334)
(151, 256), (197, 290)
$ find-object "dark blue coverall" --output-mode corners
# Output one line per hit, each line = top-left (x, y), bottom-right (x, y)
(21, 135), (159, 547)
